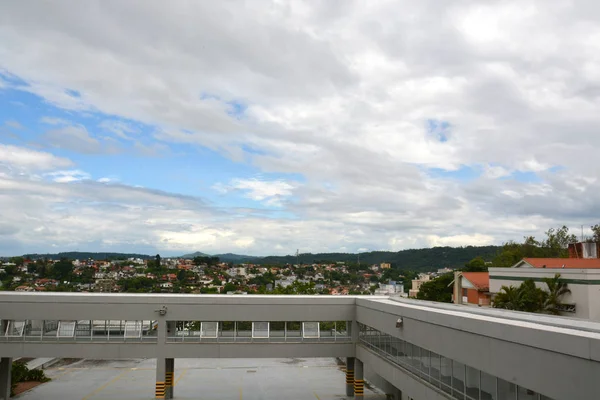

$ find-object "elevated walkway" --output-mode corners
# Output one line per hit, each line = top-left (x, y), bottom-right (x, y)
(1, 293), (599, 400)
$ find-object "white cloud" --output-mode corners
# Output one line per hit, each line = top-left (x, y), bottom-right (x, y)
(483, 165), (511, 179)
(0, 144), (73, 172)
(40, 116), (70, 125)
(1, 2), (600, 254)
(99, 119), (138, 140)
(42, 124), (123, 154)
(214, 178), (297, 206)
(45, 169), (91, 183)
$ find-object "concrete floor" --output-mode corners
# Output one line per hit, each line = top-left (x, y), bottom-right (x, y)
(15, 358), (386, 400)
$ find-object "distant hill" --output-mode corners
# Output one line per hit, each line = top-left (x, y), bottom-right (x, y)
(179, 251), (260, 263)
(180, 251), (211, 259)
(258, 245), (501, 272)
(22, 252), (153, 261)
(20, 245), (502, 272)
(214, 253), (261, 263)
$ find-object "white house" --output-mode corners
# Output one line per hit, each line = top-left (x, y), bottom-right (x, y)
(489, 257), (600, 321)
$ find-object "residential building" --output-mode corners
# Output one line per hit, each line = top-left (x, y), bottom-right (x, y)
(380, 263), (391, 269)
(374, 281), (404, 296)
(408, 273), (430, 298)
(489, 257), (600, 321)
(455, 272), (491, 306)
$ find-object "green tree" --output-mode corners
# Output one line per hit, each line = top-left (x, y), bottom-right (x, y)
(463, 257), (487, 272)
(416, 273), (453, 303)
(591, 224), (600, 242)
(492, 285), (523, 310)
(493, 226), (577, 267)
(9, 257), (24, 267)
(50, 258), (74, 281)
(223, 282), (237, 293)
(155, 254), (161, 268)
(3, 264), (17, 276)
(177, 270), (187, 282)
(542, 273), (571, 315)
(518, 279), (547, 313)
(35, 259), (49, 278)
(493, 278), (562, 314)
(542, 226), (577, 257)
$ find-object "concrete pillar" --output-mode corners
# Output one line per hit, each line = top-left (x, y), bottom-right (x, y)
(155, 320), (168, 399)
(345, 357), (355, 397)
(354, 358), (364, 399)
(166, 321), (175, 399)
(350, 320), (359, 343)
(156, 357), (167, 399)
(166, 358), (174, 399)
(0, 357), (12, 400)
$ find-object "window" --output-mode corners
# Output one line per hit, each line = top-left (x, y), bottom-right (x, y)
(124, 321), (142, 338)
(440, 356), (452, 394)
(429, 352), (441, 386)
(302, 322), (320, 338)
(57, 321), (76, 337)
(465, 365), (480, 400)
(452, 360), (465, 397)
(5, 320), (26, 337)
(252, 321), (269, 338)
(357, 323), (553, 400)
(200, 322), (218, 338)
(498, 378), (517, 400)
(463, 288), (468, 296)
(480, 371), (497, 400)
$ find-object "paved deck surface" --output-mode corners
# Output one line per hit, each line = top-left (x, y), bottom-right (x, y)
(15, 358), (386, 400)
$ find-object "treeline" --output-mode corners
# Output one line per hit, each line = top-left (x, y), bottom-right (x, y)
(259, 246), (501, 271)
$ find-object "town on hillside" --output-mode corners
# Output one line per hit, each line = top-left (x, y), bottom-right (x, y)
(3, 225), (600, 323)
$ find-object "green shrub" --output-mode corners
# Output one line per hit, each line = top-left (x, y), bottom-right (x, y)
(10, 361), (51, 396)
(27, 369), (50, 382)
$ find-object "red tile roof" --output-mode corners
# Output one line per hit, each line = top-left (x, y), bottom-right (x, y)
(462, 272), (489, 291)
(522, 258), (600, 269)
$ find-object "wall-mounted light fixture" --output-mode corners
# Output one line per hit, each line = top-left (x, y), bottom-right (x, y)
(155, 306), (168, 316)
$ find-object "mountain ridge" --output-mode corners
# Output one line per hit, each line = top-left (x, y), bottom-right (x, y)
(16, 245), (502, 272)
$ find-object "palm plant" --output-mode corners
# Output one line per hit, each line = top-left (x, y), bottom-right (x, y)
(492, 285), (523, 310)
(542, 273), (571, 315)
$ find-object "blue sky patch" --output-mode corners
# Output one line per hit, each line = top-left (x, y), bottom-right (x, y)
(426, 119), (451, 142)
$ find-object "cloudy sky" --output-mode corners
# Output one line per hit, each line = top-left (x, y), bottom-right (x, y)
(1, 1), (599, 257)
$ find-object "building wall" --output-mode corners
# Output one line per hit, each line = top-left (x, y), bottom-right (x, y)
(489, 268), (600, 321)
(356, 297), (600, 400)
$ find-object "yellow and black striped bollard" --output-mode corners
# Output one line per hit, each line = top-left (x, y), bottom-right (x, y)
(155, 381), (166, 399)
(354, 378), (364, 399)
